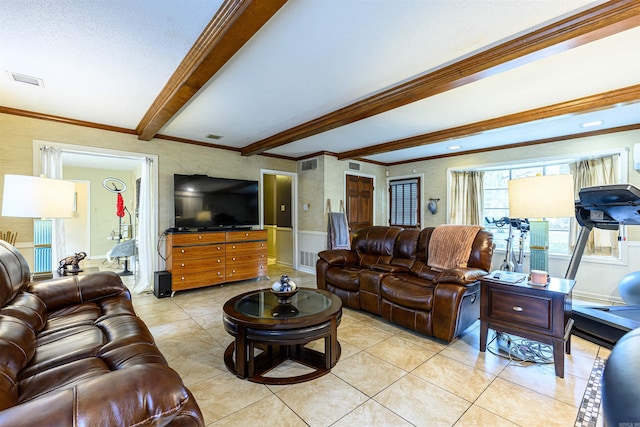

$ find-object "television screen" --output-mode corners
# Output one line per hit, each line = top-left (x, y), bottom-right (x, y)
(174, 174), (259, 229)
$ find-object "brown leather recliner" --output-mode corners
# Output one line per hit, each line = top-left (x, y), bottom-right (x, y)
(316, 226), (403, 309)
(317, 226), (494, 342)
(0, 240), (204, 426)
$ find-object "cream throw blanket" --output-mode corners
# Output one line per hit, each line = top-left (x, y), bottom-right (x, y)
(428, 225), (481, 271)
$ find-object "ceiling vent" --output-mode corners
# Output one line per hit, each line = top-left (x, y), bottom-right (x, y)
(348, 162), (361, 171)
(205, 134), (222, 140)
(9, 72), (44, 88)
(299, 158), (318, 172)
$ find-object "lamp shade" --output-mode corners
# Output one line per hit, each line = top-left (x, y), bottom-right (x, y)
(508, 175), (574, 218)
(2, 174), (75, 218)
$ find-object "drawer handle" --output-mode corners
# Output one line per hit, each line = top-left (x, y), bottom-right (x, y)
(232, 257), (236, 261)
(181, 263), (185, 267)
(181, 249), (185, 253)
(198, 235), (202, 239)
(217, 272), (221, 275)
(217, 259), (221, 263)
(181, 276), (185, 281)
(217, 246), (221, 250)
(512, 306), (523, 312)
(245, 233), (249, 236)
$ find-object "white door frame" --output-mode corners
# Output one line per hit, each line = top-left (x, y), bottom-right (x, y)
(260, 168), (298, 269)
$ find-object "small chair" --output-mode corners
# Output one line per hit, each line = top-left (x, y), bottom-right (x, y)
(107, 239), (136, 276)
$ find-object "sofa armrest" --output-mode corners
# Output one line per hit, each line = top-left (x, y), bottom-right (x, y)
(371, 264), (409, 274)
(26, 271), (130, 312)
(433, 267), (488, 285)
(317, 250), (358, 266)
(0, 364), (204, 427)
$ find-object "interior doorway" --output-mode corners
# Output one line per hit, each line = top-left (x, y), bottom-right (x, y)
(261, 169), (297, 269)
(33, 140), (158, 293)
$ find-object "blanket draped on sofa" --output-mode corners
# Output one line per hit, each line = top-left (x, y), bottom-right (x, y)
(427, 225), (481, 271)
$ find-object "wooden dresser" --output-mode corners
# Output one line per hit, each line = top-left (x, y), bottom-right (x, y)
(166, 229), (268, 292)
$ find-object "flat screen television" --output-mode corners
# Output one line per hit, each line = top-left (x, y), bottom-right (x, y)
(173, 174), (259, 230)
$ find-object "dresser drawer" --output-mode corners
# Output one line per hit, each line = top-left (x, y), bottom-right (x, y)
(226, 241), (266, 256)
(171, 258), (224, 274)
(489, 288), (551, 330)
(225, 259), (268, 281)
(171, 232), (225, 246)
(172, 244), (224, 261)
(226, 230), (267, 243)
(172, 270), (225, 290)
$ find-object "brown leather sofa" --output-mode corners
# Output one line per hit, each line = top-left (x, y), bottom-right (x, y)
(317, 225), (494, 342)
(0, 240), (204, 426)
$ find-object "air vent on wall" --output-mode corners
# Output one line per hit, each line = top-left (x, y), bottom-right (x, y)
(299, 158), (318, 172)
(348, 162), (361, 171)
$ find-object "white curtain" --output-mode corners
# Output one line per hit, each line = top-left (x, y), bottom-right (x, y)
(132, 157), (155, 293)
(449, 171), (485, 225)
(40, 146), (67, 265)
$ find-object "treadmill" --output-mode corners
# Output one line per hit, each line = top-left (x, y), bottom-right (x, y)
(567, 184), (640, 348)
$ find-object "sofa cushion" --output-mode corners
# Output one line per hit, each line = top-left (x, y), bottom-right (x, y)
(20, 326), (105, 379)
(325, 266), (361, 291)
(381, 275), (434, 311)
(17, 357), (110, 404)
(352, 226), (402, 268)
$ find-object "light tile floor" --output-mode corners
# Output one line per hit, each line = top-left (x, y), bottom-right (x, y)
(116, 264), (609, 426)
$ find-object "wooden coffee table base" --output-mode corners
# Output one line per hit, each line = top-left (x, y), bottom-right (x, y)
(223, 339), (341, 385)
(223, 288), (342, 385)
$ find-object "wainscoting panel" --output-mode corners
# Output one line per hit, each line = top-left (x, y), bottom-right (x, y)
(296, 230), (327, 274)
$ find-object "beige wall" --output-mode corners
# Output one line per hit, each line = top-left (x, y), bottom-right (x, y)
(0, 113), (297, 251)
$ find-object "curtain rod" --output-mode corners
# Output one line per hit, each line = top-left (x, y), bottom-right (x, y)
(40, 145), (153, 163)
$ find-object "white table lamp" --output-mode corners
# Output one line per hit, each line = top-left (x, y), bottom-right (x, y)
(508, 174), (574, 273)
(2, 174), (75, 219)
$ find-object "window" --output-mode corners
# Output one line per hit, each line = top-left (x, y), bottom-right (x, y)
(389, 177), (420, 228)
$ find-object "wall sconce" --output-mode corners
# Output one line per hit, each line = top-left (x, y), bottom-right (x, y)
(428, 198), (440, 214)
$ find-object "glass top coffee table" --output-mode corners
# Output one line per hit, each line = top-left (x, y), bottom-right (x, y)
(223, 288), (342, 384)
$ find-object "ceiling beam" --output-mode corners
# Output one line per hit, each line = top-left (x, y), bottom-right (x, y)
(241, 0), (640, 156)
(337, 85), (640, 160)
(136, 0), (287, 141)
(384, 123), (640, 166)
